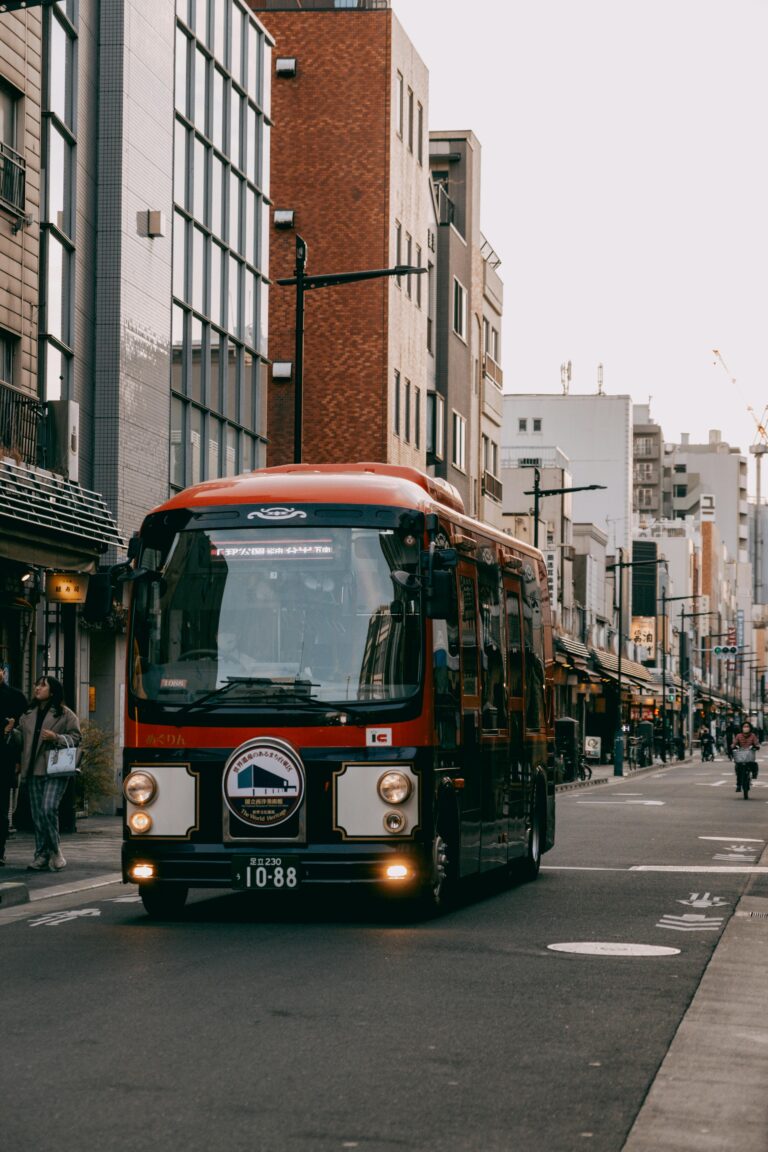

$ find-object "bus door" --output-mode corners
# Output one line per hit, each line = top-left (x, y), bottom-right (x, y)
(478, 559), (510, 872)
(504, 576), (527, 855)
(457, 564), (482, 875)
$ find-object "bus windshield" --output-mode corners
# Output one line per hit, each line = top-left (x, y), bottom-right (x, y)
(130, 524), (422, 708)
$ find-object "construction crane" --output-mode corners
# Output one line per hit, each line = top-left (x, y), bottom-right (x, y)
(712, 349), (767, 602)
(712, 348), (768, 447)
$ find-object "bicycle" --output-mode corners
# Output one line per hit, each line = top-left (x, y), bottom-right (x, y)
(732, 747), (756, 800)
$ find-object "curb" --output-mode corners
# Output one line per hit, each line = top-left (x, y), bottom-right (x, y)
(0, 881), (29, 908)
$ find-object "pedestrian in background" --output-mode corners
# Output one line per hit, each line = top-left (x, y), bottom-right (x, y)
(0, 667), (27, 865)
(18, 676), (81, 872)
(731, 720), (759, 792)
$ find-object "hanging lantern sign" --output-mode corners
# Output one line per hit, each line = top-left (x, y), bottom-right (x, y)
(46, 572), (90, 604)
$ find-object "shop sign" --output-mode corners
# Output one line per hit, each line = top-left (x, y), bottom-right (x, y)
(46, 572), (90, 604)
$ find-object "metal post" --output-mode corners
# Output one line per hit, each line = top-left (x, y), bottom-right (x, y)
(614, 546), (624, 776)
(660, 588), (667, 763)
(293, 236), (307, 465)
(533, 468), (541, 549)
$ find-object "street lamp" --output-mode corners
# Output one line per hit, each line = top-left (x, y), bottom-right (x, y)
(522, 467), (606, 549)
(277, 235), (427, 464)
(657, 591), (699, 763)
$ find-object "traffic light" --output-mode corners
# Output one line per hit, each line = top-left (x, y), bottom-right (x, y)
(713, 645), (738, 656)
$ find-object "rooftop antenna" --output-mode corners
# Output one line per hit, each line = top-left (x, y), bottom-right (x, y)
(561, 360), (572, 394)
(597, 363), (604, 395)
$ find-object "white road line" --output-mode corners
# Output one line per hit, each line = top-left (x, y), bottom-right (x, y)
(632, 866), (768, 873)
(699, 836), (765, 842)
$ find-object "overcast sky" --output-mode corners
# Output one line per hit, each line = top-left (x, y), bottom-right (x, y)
(391, 0), (768, 487)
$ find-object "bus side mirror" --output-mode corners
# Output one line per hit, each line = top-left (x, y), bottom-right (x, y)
(426, 570), (455, 619)
(81, 572), (115, 623)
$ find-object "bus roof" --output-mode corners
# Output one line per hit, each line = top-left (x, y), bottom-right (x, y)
(157, 463), (466, 516)
(151, 462), (544, 566)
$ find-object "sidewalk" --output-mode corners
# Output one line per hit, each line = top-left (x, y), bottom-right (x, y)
(0, 814), (122, 907)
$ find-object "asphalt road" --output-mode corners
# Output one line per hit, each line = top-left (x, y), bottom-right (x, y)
(2, 756), (766, 1152)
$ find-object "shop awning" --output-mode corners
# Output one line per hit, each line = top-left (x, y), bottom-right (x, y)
(590, 648), (655, 687)
(0, 457), (124, 569)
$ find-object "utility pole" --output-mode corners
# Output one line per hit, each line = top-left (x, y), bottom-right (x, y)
(278, 236), (426, 464)
(523, 468), (605, 549)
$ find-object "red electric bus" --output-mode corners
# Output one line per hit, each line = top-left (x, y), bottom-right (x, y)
(119, 463), (556, 917)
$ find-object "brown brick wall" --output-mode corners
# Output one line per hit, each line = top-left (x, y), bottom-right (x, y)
(251, 8), (393, 466)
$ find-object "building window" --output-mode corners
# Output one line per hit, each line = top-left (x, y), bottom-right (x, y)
(417, 101), (423, 165)
(0, 328), (15, 385)
(414, 386), (421, 448)
(0, 79), (25, 214)
(407, 87), (414, 152)
(637, 487), (654, 508)
(635, 435), (655, 457)
(170, 3), (271, 490)
(452, 410), (466, 472)
(395, 220), (402, 287)
(674, 463), (687, 473)
(518, 418), (528, 433)
(674, 484), (688, 499)
(405, 233), (412, 298)
(394, 369), (401, 436)
(452, 277), (467, 340)
(427, 391), (444, 459)
(532, 418), (542, 433)
(404, 378), (411, 442)
(426, 261), (434, 352)
(396, 71), (403, 139)
(415, 244), (422, 308)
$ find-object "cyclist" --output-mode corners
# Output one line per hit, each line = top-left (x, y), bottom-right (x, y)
(699, 726), (714, 762)
(731, 721), (759, 792)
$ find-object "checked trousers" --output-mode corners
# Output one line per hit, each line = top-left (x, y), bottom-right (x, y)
(27, 775), (68, 859)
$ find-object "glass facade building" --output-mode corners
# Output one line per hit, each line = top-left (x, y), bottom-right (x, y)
(172, 0), (271, 489)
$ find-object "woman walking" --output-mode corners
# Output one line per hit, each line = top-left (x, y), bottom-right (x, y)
(19, 676), (81, 871)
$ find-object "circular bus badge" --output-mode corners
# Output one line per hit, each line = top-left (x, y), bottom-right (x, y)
(223, 738), (305, 828)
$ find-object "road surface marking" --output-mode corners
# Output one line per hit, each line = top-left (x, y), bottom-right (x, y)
(677, 893), (729, 908)
(656, 913), (724, 932)
(577, 800), (665, 806)
(29, 909), (102, 927)
(548, 942), (680, 957)
(631, 865), (768, 873)
(698, 836), (764, 842)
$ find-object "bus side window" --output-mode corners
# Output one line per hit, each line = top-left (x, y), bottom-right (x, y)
(522, 564), (545, 730)
(432, 573), (460, 749)
(505, 588), (523, 698)
(459, 574), (479, 699)
(479, 562), (506, 729)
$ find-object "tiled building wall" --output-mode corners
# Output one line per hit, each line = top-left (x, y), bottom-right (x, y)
(257, 8), (400, 467)
(93, 0), (175, 550)
(0, 7), (42, 397)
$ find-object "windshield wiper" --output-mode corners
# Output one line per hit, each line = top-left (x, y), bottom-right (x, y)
(167, 678), (370, 724)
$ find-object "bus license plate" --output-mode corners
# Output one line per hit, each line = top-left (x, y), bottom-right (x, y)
(232, 856), (301, 890)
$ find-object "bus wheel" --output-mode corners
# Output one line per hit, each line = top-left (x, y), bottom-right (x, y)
(139, 882), (189, 920)
(520, 794), (544, 882)
(418, 832), (456, 915)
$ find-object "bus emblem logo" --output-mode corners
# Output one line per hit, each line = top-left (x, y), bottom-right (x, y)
(223, 739), (305, 828)
(247, 507), (307, 520)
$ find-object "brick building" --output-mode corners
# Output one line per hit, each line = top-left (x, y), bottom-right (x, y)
(250, 0), (431, 468)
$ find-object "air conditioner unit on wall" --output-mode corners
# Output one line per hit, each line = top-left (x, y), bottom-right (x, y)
(47, 399), (79, 482)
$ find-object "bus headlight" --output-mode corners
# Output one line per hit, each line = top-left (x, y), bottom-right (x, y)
(377, 771), (412, 805)
(128, 811), (153, 835)
(384, 810), (406, 833)
(124, 771), (157, 806)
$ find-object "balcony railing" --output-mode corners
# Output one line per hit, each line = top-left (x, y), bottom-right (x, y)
(0, 142), (26, 215)
(483, 354), (503, 388)
(482, 470), (503, 502)
(0, 380), (48, 467)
